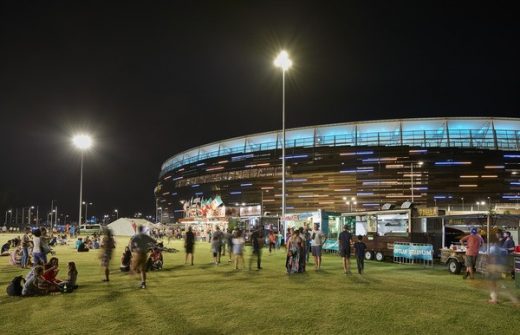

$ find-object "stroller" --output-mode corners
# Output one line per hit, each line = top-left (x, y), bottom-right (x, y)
(146, 247), (164, 271)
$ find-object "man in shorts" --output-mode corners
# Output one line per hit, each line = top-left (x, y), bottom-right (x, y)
(101, 228), (116, 282)
(460, 227), (483, 280)
(211, 226), (223, 265)
(129, 225), (157, 288)
(311, 223), (326, 270)
(338, 225), (353, 274)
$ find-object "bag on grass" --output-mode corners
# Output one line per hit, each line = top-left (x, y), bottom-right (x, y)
(6, 275), (25, 296)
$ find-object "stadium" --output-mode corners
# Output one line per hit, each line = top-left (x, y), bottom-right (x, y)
(155, 117), (520, 225)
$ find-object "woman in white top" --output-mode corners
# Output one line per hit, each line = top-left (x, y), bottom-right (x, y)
(232, 230), (245, 270)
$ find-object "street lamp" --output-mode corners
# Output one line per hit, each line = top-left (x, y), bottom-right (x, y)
(410, 161), (423, 203)
(4, 209), (12, 226)
(114, 209), (118, 220)
(73, 134), (93, 226)
(476, 201), (486, 211)
(461, 197), (465, 211)
(274, 50), (292, 242)
(82, 201), (93, 224)
(28, 206), (35, 225)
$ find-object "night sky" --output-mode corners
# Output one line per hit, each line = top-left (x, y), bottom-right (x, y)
(0, 2), (518, 221)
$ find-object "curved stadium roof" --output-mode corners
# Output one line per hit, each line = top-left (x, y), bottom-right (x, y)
(161, 117), (520, 176)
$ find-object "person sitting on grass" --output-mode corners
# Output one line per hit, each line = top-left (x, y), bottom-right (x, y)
(22, 266), (49, 297)
(58, 261), (79, 291)
(43, 257), (63, 290)
(146, 247), (163, 271)
(77, 238), (89, 252)
(9, 246), (22, 266)
(120, 246), (132, 272)
(1, 240), (11, 255)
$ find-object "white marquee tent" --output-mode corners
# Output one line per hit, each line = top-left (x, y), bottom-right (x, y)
(107, 218), (157, 236)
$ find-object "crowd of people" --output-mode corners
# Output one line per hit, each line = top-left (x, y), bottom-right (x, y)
(3, 223), (518, 305)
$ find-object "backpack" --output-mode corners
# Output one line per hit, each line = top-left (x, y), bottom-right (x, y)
(6, 275), (25, 296)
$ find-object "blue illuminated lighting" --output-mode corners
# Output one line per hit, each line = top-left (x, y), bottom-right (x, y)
(503, 195), (520, 199)
(196, 163), (205, 167)
(279, 178), (308, 183)
(434, 196), (446, 199)
(231, 154), (254, 161)
(280, 154), (309, 159)
(414, 187), (428, 191)
(173, 176), (183, 181)
(160, 117), (520, 175)
(195, 192), (203, 195)
(241, 183), (253, 187)
(171, 192), (178, 196)
(511, 182), (520, 185)
(434, 161), (471, 166)
(191, 184), (200, 188)
(230, 191), (242, 195)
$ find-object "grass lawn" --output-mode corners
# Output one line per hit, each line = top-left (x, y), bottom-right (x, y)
(0, 233), (518, 335)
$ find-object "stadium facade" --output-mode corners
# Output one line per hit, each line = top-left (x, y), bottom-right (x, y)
(155, 117), (520, 223)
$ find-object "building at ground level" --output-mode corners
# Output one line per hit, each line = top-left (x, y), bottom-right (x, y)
(155, 117), (520, 223)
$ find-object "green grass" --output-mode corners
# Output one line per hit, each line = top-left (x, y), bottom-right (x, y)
(0, 233), (519, 335)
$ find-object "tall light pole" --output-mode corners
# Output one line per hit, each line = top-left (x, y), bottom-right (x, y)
(83, 201), (93, 224)
(274, 50), (292, 242)
(114, 209), (118, 220)
(410, 161), (423, 203)
(28, 206), (34, 225)
(73, 134), (93, 227)
(4, 209), (11, 225)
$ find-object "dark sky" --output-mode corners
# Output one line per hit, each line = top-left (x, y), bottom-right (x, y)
(0, 1), (518, 220)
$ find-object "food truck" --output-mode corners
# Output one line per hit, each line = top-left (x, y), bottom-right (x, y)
(333, 209), (414, 261)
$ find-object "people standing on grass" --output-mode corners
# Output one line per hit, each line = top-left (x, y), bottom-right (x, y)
(21, 227), (32, 268)
(486, 243), (518, 305)
(286, 228), (304, 274)
(249, 228), (263, 270)
(460, 227), (484, 280)
(211, 226), (223, 265)
(304, 226), (312, 263)
(268, 230), (276, 254)
(338, 225), (353, 274)
(311, 223), (326, 271)
(501, 231), (516, 253)
(185, 226), (195, 265)
(226, 228), (234, 262)
(32, 228), (46, 265)
(353, 235), (366, 274)
(129, 225), (157, 289)
(100, 229), (116, 282)
(232, 230), (245, 270)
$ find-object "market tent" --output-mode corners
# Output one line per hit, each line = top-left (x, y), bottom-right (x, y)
(107, 218), (157, 236)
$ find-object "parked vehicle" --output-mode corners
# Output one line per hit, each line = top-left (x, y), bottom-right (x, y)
(79, 224), (102, 235)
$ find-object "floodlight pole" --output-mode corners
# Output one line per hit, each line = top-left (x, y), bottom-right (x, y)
(78, 153), (84, 227)
(281, 69), (286, 242)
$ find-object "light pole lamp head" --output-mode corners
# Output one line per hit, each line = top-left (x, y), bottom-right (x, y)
(72, 134), (93, 150)
(274, 50), (292, 71)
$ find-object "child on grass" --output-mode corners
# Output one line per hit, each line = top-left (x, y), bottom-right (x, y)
(353, 235), (367, 274)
